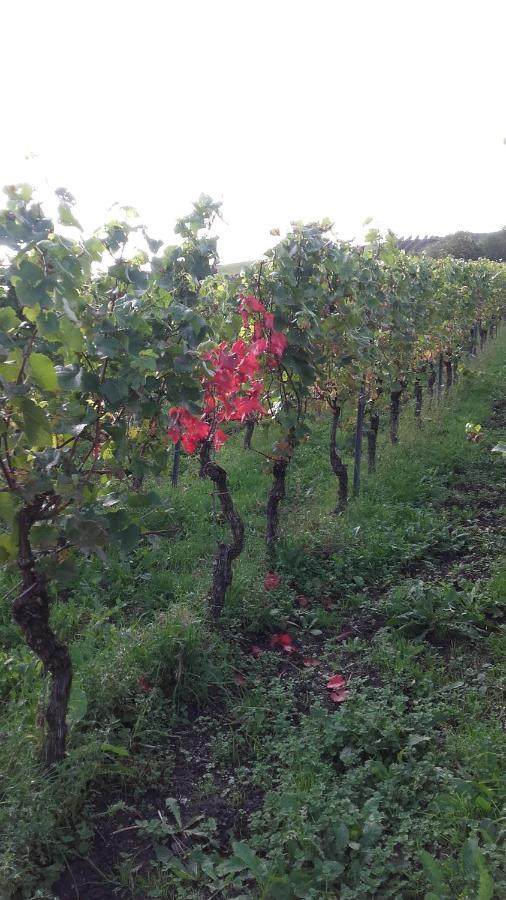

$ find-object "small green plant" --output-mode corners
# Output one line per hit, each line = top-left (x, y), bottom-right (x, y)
(134, 798), (209, 843)
(382, 580), (499, 643)
(420, 838), (495, 900)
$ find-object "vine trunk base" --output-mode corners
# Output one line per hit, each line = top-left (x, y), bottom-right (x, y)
(414, 379), (423, 427)
(367, 411), (379, 472)
(200, 445), (244, 621)
(329, 405), (348, 512)
(389, 390), (402, 445)
(14, 505), (72, 766)
(266, 456), (289, 564)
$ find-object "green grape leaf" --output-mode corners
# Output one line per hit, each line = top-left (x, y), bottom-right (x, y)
(28, 353), (59, 392)
(15, 396), (52, 445)
(0, 307), (20, 331)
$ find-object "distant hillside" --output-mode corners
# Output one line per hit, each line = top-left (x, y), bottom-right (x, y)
(218, 229), (506, 274)
(217, 260), (254, 275)
(397, 228), (506, 261)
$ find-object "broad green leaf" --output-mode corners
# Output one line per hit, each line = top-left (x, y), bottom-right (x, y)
(165, 797), (182, 827)
(61, 297), (79, 324)
(462, 839), (494, 900)
(16, 259), (43, 284)
(16, 396), (51, 445)
(173, 353), (195, 373)
(127, 491), (160, 509)
(0, 493), (20, 526)
(59, 317), (83, 354)
(65, 516), (108, 554)
(37, 554), (77, 586)
(84, 237), (106, 260)
(0, 307), (20, 331)
(23, 304), (40, 323)
(28, 353), (59, 392)
(31, 524), (59, 550)
(419, 850), (446, 896)
(478, 866), (494, 900)
(101, 378), (129, 405)
(333, 822), (350, 851)
(360, 820), (383, 848)
(230, 841), (265, 878)
(37, 312), (61, 341)
(153, 844), (173, 864)
(100, 743), (130, 757)
(67, 683), (88, 724)
(105, 509), (130, 532)
(0, 531), (18, 562)
(56, 365), (100, 392)
(58, 203), (82, 230)
(0, 349), (22, 382)
(117, 523), (141, 553)
(11, 276), (51, 308)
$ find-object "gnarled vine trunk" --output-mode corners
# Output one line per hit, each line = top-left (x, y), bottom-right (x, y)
(352, 388), (366, 498)
(389, 388), (403, 445)
(469, 325), (477, 356)
(428, 364), (436, 402)
(329, 404), (348, 513)
(414, 378), (422, 427)
(367, 411), (379, 473)
(437, 353), (444, 395)
(13, 504), (72, 766)
(266, 457), (289, 564)
(243, 416), (255, 450)
(266, 429), (295, 564)
(445, 358), (453, 392)
(200, 443), (244, 621)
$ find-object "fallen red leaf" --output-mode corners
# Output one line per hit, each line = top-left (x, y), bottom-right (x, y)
(248, 644), (263, 658)
(326, 674), (346, 690)
(270, 632), (293, 649)
(264, 572), (281, 591)
(233, 672), (247, 686)
(278, 634), (293, 646)
(329, 689), (349, 703)
(138, 677), (152, 694)
(335, 630), (354, 642)
(282, 644), (296, 654)
(303, 657), (321, 667)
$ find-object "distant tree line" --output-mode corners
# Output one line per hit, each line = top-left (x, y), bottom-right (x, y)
(397, 228), (506, 261)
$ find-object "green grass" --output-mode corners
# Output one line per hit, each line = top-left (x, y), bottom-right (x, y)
(1, 338), (505, 898)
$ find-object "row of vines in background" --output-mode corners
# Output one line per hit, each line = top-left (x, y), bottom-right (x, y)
(0, 184), (504, 764)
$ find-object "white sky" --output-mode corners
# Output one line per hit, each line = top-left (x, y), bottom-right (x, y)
(2, 0), (506, 262)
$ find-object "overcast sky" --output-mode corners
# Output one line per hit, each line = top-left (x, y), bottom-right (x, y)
(2, 0), (505, 261)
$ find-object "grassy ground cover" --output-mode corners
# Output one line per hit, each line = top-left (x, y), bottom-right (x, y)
(1, 337), (505, 899)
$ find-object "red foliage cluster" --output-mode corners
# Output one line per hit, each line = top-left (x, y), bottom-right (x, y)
(264, 571), (281, 591)
(167, 295), (287, 454)
(167, 408), (213, 454)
